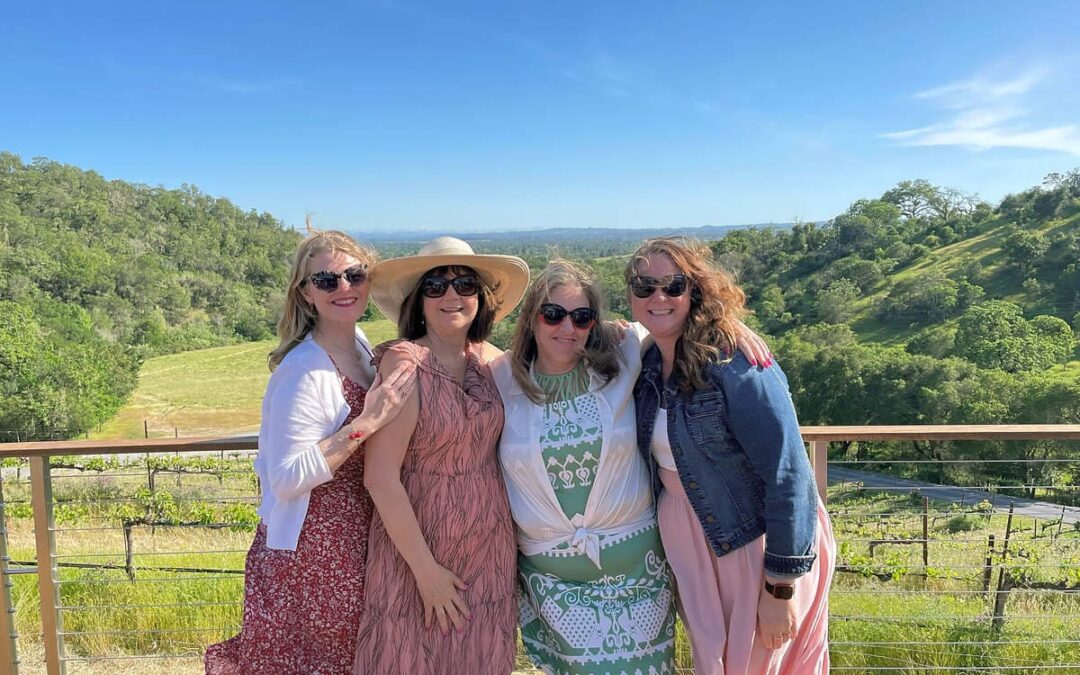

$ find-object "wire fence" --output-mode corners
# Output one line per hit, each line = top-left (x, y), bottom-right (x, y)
(0, 429), (1078, 674)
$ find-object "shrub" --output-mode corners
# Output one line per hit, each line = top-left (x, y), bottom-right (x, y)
(945, 514), (982, 533)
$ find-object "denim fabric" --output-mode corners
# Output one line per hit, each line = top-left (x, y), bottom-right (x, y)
(634, 346), (818, 577)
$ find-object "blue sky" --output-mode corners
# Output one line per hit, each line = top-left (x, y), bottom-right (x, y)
(3, 1), (1080, 232)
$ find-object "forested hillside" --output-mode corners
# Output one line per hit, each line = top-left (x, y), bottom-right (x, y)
(2, 153), (1078, 460)
(0, 153), (301, 439)
(701, 174), (1080, 494)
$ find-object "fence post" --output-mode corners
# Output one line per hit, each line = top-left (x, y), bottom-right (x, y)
(922, 496), (930, 574)
(991, 503), (1016, 632)
(0, 473), (21, 675)
(981, 534), (995, 596)
(30, 456), (65, 675)
(810, 441), (828, 505)
(122, 522), (136, 582)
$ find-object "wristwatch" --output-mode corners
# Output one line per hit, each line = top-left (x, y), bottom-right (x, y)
(764, 580), (795, 600)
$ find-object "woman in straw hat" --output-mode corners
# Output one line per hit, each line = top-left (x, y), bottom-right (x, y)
(628, 237), (834, 675)
(206, 230), (415, 675)
(353, 236), (530, 675)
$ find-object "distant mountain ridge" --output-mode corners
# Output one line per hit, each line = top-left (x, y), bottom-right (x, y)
(358, 222), (791, 246)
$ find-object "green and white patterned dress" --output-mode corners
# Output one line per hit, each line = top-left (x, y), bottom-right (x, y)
(518, 365), (676, 675)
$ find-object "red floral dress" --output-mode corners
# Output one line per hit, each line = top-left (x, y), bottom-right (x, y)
(205, 376), (373, 675)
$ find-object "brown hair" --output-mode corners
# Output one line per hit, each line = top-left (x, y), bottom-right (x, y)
(397, 266), (498, 342)
(268, 229), (375, 371)
(510, 259), (621, 404)
(625, 236), (747, 392)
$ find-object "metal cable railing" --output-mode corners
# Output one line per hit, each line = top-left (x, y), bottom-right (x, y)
(0, 425), (1077, 674)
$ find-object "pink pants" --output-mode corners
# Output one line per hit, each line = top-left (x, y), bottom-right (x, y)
(657, 468), (835, 675)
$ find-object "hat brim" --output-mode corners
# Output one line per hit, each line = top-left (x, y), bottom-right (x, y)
(370, 253), (530, 326)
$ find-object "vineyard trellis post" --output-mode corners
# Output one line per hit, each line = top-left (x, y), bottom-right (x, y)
(122, 521), (136, 582)
(982, 533), (995, 596)
(921, 496), (929, 574)
(0, 473), (21, 675)
(991, 502), (1016, 632)
(29, 456), (65, 675)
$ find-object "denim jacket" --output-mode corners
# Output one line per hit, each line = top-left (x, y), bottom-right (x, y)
(634, 346), (819, 578)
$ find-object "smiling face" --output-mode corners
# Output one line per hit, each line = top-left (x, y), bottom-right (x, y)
(421, 266), (480, 339)
(300, 250), (370, 329)
(629, 253), (692, 344)
(533, 284), (592, 375)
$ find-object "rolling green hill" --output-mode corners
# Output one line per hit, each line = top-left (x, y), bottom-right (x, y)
(93, 320), (399, 439)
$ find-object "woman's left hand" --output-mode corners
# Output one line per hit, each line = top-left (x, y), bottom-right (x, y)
(757, 581), (797, 651)
(733, 319), (772, 367)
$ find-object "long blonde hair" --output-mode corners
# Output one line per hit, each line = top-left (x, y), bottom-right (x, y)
(268, 230), (376, 371)
(625, 237), (747, 392)
(509, 259), (621, 404)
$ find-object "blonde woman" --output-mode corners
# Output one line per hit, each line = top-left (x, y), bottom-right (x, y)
(206, 230), (414, 675)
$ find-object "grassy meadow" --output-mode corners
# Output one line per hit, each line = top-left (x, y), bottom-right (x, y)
(93, 319), (400, 440)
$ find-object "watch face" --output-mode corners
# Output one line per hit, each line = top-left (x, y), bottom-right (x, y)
(773, 585), (795, 600)
(766, 581), (795, 600)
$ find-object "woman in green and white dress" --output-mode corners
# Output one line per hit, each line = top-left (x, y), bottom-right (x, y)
(489, 260), (677, 674)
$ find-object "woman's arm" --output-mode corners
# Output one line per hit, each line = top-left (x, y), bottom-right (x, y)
(719, 354), (817, 577)
(719, 354), (812, 648)
(363, 350), (471, 633)
(317, 358), (416, 473)
(260, 358), (416, 499)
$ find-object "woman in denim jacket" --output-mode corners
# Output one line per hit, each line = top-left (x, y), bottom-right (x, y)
(628, 237), (835, 675)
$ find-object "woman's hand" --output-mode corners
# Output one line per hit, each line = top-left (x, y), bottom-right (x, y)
(347, 358), (417, 438)
(757, 581), (797, 651)
(414, 561), (471, 633)
(608, 319), (630, 340)
(733, 319), (772, 368)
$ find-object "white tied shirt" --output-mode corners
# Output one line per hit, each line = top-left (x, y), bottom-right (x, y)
(490, 323), (655, 569)
(254, 328), (375, 550)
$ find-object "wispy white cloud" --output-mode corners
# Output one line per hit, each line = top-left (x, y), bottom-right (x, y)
(884, 66), (1080, 156)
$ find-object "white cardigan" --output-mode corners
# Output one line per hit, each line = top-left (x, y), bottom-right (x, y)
(254, 327), (374, 550)
(490, 324), (654, 569)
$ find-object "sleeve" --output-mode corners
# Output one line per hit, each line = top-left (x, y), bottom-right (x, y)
(259, 365), (336, 501)
(720, 353), (818, 578)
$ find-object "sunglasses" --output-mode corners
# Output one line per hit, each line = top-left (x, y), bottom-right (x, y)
(306, 265), (368, 292)
(421, 275), (480, 298)
(538, 303), (597, 329)
(629, 274), (691, 299)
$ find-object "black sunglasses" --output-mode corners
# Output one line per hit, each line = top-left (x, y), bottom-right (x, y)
(538, 303), (597, 329)
(305, 265), (368, 292)
(629, 274), (690, 299)
(422, 275), (480, 299)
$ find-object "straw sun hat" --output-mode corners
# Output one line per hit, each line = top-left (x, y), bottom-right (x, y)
(370, 236), (530, 324)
